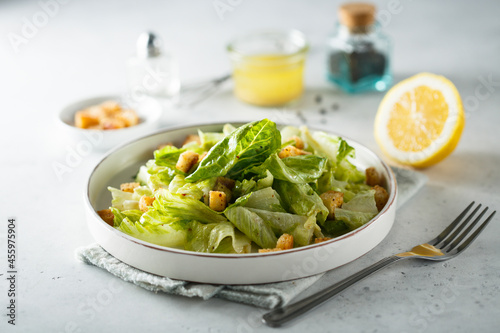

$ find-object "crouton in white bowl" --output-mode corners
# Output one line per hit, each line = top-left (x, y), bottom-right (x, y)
(57, 95), (163, 151)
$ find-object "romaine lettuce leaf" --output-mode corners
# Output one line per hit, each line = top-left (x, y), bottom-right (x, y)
(154, 145), (186, 168)
(135, 165), (150, 185)
(248, 208), (316, 246)
(243, 187), (286, 212)
(256, 169), (274, 189)
(154, 190), (228, 224)
(301, 127), (338, 163)
(185, 221), (251, 254)
(198, 129), (226, 150)
(273, 180), (329, 224)
(322, 219), (350, 237)
(168, 174), (216, 201)
(280, 126), (301, 144)
(334, 159), (366, 183)
(224, 206), (278, 249)
(186, 119), (281, 182)
(117, 218), (187, 248)
(336, 138), (355, 164)
(140, 208), (183, 226)
(223, 123), (237, 136)
(341, 190), (378, 213)
(110, 208), (143, 227)
(252, 153), (327, 184)
(317, 167), (371, 202)
(334, 209), (376, 230)
(334, 190), (378, 230)
(141, 159), (178, 190)
(232, 169), (274, 198)
(108, 187), (140, 210)
(308, 130), (365, 183)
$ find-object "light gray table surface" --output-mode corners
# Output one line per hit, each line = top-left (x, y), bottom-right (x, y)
(1, 0), (499, 332)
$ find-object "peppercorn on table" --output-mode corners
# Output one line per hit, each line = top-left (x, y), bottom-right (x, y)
(1, 0), (500, 332)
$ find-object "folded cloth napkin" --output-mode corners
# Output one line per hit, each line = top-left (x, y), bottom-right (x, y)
(76, 167), (427, 309)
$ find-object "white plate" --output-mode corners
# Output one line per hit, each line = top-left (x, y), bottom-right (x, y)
(57, 95), (162, 151)
(84, 123), (398, 285)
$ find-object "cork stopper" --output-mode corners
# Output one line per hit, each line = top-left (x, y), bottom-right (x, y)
(339, 2), (376, 29)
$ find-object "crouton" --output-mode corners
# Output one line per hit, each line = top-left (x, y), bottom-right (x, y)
(314, 237), (332, 244)
(276, 234), (294, 250)
(86, 106), (106, 119)
(139, 196), (155, 212)
(74, 101), (140, 130)
(320, 190), (344, 220)
(258, 248), (281, 253)
(258, 234), (294, 253)
(176, 151), (199, 173)
(183, 134), (201, 146)
(97, 209), (114, 226)
(120, 182), (140, 193)
(288, 135), (304, 149)
(100, 100), (121, 113)
(100, 117), (127, 130)
(216, 177), (236, 190)
(209, 191), (227, 212)
(278, 145), (311, 159)
(373, 185), (389, 211)
(75, 111), (100, 129)
(116, 109), (139, 127)
(366, 167), (384, 187)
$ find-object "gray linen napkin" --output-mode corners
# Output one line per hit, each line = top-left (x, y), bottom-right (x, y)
(76, 167), (427, 309)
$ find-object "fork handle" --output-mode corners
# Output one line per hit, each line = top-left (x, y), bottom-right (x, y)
(263, 255), (403, 327)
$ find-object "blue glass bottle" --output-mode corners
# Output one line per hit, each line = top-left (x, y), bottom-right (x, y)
(327, 3), (392, 93)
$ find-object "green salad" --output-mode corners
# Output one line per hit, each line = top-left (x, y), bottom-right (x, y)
(97, 119), (389, 254)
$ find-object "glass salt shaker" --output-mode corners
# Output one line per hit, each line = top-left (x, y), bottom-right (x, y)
(127, 32), (180, 106)
(326, 3), (392, 93)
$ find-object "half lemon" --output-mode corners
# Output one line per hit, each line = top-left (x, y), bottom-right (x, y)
(374, 73), (465, 168)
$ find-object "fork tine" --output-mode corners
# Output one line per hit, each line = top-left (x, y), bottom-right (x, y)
(438, 204), (481, 249)
(455, 211), (496, 254)
(430, 201), (475, 246)
(445, 207), (489, 252)
(431, 201), (475, 245)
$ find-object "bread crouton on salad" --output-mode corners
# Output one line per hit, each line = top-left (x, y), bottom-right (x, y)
(176, 151), (199, 173)
(278, 145), (311, 159)
(97, 209), (114, 226)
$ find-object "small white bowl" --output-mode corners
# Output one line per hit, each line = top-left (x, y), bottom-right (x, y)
(85, 122), (398, 285)
(57, 95), (163, 151)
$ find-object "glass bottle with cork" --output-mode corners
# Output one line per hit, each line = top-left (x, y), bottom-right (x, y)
(326, 2), (392, 93)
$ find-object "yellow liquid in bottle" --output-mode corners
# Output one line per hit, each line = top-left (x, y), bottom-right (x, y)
(232, 54), (305, 107)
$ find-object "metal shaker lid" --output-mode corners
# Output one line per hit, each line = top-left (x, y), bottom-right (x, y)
(136, 32), (162, 58)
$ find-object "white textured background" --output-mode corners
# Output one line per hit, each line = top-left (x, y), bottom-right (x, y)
(1, 0), (499, 332)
